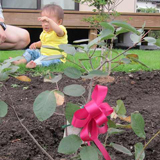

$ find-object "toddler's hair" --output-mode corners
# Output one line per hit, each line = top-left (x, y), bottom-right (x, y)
(41, 3), (64, 21)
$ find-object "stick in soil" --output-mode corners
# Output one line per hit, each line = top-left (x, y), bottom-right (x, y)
(2, 83), (55, 160)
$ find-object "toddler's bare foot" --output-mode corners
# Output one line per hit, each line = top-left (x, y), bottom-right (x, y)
(9, 57), (20, 65)
(9, 57), (27, 65)
(26, 61), (36, 68)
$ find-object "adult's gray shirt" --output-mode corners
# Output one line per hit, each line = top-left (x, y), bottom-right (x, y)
(0, 3), (4, 19)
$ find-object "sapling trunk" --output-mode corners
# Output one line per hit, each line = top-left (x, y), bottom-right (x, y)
(87, 78), (94, 102)
(100, 45), (105, 71)
(107, 38), (114, 75)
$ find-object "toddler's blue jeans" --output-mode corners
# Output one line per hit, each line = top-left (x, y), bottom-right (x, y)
(23, 49), (61, 67)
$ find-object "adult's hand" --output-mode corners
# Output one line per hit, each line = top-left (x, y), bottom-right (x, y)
(0, 26), (6, 44)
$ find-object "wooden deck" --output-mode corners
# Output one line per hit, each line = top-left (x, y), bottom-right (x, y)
(3, 9), (160, 30)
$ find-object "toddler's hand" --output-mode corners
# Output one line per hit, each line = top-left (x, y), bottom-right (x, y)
(38, 16), (50, 22)
(29, 43), (37, 49)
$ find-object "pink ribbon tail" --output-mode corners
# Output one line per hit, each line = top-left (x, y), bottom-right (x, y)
(72, 85), (113, 160)
(94, 139), (111, 160)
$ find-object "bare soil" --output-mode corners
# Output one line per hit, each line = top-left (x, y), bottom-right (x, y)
(0, 71), (160, 160)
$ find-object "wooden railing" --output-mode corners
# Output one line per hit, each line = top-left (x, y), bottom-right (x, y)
(3, 9), (160, 30)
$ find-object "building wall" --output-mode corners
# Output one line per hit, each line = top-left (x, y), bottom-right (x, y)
(2, 0), (75, 10)
(41, 0), (75, 9)
(80, 0), (137, 12)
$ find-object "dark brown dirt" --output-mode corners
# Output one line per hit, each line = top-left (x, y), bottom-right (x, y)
(0, 71), (160, 160)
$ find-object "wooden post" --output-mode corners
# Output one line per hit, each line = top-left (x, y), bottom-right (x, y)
(89, 29), (97, 48)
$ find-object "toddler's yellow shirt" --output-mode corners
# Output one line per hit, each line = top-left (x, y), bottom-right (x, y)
(40, 25), (68, 63)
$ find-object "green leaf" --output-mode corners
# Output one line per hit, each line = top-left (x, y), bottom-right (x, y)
(133, 59), (149, 68)
(135, 142), (145, 160)
(7, 65), (19, 73)
(73, 39), (89, 43)
(64, 67), (82, 79)
(110, 143), (132, 156)
(81, 70), (108, 79)
(59, 44), (77, 55)
(0, 72), (9, 81)
(63, 84), (85, 97)
(100, 22), (115, 33)
(131, 112), (146, 139)
(90, 70), (108, 76)
(116, 123), (132, 129)
(137, 28), (144, 34)
(79, 58), (90, 61)
(58, 135), (82, 154)
(41, 54), (63, 61)
(111, 20), (140, 35)
(73, 44), (88, 54)
(33, 90), (56, 121)
(115, 100), (126, 116)
(144, 37), (156, 44)
(0, 101), (8, 117)
(116, 27), (129, 35)
(90, 142), (102, 155)
(99, 29), (114, 40)
(42, 45), (64, 52)
(155, 39), (160, 47)
(142, 22), (146, 31)
(65, 102), (80, 123)
(0, 62), (11, 72)
(107, 119), (116, 128)
(130, 34), (142, 43)
(88, 37), (100, 49)
(120, 58), (131, 64)
(100, 34), (115, 41)
(44, 73), (62, 83)
(4, 56), (23, 63)
(73, 44), (88, 52)
(97, 42), (107, 47)
(80, 146), (98, 160)
(108, 128), (125, 136)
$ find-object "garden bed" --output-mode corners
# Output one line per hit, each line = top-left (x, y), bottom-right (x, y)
(0, 71), (160, 160)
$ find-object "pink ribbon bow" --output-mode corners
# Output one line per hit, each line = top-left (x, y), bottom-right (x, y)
(72, 85), (113, 160)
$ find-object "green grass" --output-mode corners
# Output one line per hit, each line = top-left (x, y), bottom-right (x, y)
(112, 49), (160, 72)
(0, 49), (160, 75)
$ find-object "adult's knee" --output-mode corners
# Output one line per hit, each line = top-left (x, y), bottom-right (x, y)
(1, 25), (31, 50)
(20, 30), (30, 48)
(12, 29), (30, 49)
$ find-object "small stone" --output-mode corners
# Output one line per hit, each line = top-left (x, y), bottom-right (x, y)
(128, 74), (134, 78)
(131, 80), (136, 84)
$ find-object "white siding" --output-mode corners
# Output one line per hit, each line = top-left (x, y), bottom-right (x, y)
(137, 2), (160, 12)
(80, 0), (137, 13)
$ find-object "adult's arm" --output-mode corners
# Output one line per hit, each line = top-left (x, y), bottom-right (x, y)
(0, 3), (4, 20)
(0, 4), (7, 44)
(0, 3), (30, 49)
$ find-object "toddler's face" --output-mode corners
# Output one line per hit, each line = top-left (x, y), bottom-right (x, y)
(41, 11), (60, 32)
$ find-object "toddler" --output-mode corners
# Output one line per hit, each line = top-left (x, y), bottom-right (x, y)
(13, 3), (68, 68)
